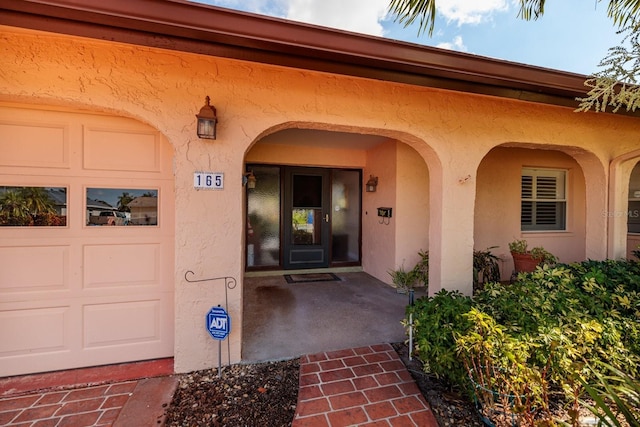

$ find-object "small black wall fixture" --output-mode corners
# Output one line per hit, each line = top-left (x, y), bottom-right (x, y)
(196, 96), (218, 139)
(365, 175), (378, 192)
(243, 170), (256, 189)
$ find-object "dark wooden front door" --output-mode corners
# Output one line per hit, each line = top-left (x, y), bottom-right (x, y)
(283, 167), (331, 269)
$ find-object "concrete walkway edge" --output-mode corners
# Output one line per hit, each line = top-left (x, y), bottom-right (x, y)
(114, 376), (178, 426)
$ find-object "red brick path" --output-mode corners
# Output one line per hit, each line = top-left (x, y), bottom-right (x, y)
(0, 358), (175, 427)
(293, 343), (439, 427)
(0, 381), (137, 426)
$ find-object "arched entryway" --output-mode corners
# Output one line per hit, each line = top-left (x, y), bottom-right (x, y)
(242, 126), (431, 281)
(475, 143), (603, 280)
(240, 125), (432, 361)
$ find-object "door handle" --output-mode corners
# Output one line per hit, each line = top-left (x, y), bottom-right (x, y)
(324, 214), (329, 222)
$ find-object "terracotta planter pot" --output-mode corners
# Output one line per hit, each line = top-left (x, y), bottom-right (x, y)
(511, 252), (541, 273)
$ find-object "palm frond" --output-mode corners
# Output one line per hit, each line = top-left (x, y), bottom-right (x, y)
(518, 0), (546, 21)
(607, 0), (640, 29)
(388, 0), (437, 36)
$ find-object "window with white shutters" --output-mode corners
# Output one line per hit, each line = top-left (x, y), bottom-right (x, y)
(521, 168), (566, 231)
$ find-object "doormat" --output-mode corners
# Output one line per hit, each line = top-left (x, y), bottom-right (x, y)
(284, 273), (341, 283)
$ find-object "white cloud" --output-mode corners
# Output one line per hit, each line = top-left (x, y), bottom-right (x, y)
(437, 0), (511, 25)
(286, 0), (389, 36)
(190, 0), (289, 18)
(436, 35), (467, 52)
(194, 0), (514, 37)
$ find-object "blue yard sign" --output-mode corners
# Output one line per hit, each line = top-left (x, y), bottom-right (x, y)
(206, 306), (231, 340)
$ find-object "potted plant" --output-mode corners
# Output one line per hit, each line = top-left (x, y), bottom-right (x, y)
(388, 263), (418, 294)
(473, 247), (501, 293)
(509, 239), (556, 273)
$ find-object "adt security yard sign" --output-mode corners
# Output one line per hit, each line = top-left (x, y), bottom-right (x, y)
(206, 306), (230, 340)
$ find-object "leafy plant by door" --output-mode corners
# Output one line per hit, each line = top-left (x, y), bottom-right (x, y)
(388, 263), (418, 294)
(473, 247), (502, 293)
(412, 250), (429, 288)
(392, 247), (502, 295)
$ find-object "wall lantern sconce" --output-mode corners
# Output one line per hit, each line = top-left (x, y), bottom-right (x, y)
(196, 96), (218, 140)
(365, 175), (378, 192)
(243, 170), (257, 189)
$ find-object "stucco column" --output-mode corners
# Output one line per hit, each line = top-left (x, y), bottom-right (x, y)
(608, 155), (639, 259)
(573, 152), (608, 260)
(428, 164), (476, 296)
(173, 133), (249, 373)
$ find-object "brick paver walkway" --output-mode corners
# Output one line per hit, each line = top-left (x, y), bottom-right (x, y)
(0, 380), (138, 426)
(293, 343), (438, 427)
(0, 358), (175, 427)
(0, 346), (437, 427)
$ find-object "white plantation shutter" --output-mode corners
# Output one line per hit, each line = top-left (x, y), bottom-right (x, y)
(521, 168), (566, 231)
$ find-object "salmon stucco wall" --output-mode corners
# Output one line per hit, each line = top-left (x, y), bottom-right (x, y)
(395, 143), (430, 274)
(3, 26), (640, 373)
(245, 141), (367, 168)
(362, 141), (429, 286)
(363, 141), (397, 283)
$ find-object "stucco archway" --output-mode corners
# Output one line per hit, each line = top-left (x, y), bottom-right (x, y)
(475, 142), (606, 280)
(239, 123), (440, 361)
(242, 123), (438, 282)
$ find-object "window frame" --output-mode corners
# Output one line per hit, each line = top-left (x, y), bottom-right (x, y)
(521, 167), (567, 232)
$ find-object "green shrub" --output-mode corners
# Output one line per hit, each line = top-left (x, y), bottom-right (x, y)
(407, 260), (640, 426)
(406, 290), (472, 386)
(580, 362), (640, 427)
(456, 308), (552, 424)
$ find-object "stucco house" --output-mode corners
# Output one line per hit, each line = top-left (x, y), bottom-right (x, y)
(1, 0), (639, 378)
(127, 195), (158, 225)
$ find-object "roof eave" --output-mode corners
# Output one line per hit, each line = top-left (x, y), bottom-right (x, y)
(0, 0), (608, 109)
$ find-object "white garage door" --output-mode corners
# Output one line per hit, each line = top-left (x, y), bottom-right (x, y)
(0, 104), (175, 377)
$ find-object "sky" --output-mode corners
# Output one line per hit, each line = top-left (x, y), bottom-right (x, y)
(87, 188), (157, 207)
(190, 0), (626, 75)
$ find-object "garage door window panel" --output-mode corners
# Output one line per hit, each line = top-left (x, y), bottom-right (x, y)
(86, 188), (158, 226)
(0, 186), (67, 227)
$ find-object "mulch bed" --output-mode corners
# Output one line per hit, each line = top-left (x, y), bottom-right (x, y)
(164, 342), (484, 426)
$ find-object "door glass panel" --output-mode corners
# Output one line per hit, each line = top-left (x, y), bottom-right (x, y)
(291, 173), (323, 246)
(246, 166), (280, 267)
(331, 170), (360, 262)
(293, 174), (322, 207)
(292, 208), (322, 245)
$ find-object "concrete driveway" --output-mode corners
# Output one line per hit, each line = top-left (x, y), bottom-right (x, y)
(241, 271), (426, 362)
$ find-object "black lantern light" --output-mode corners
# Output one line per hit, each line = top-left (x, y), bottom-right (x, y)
(196, 96), (218, 139)
(243, 170), (257, 189)
(365, 175), (378, 192)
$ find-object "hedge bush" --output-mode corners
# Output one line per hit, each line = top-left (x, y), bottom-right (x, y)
(406, 260), (640, 425)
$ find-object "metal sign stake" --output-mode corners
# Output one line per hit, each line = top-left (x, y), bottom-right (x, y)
(218, 339), (222, 378)
(185, 271), (236, 377)
(408, 289), (415, 361)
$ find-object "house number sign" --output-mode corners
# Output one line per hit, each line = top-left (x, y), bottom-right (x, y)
(194, 172), (224, 190)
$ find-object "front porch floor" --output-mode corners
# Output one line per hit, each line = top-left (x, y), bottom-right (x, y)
(242, 271), (426, 362)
